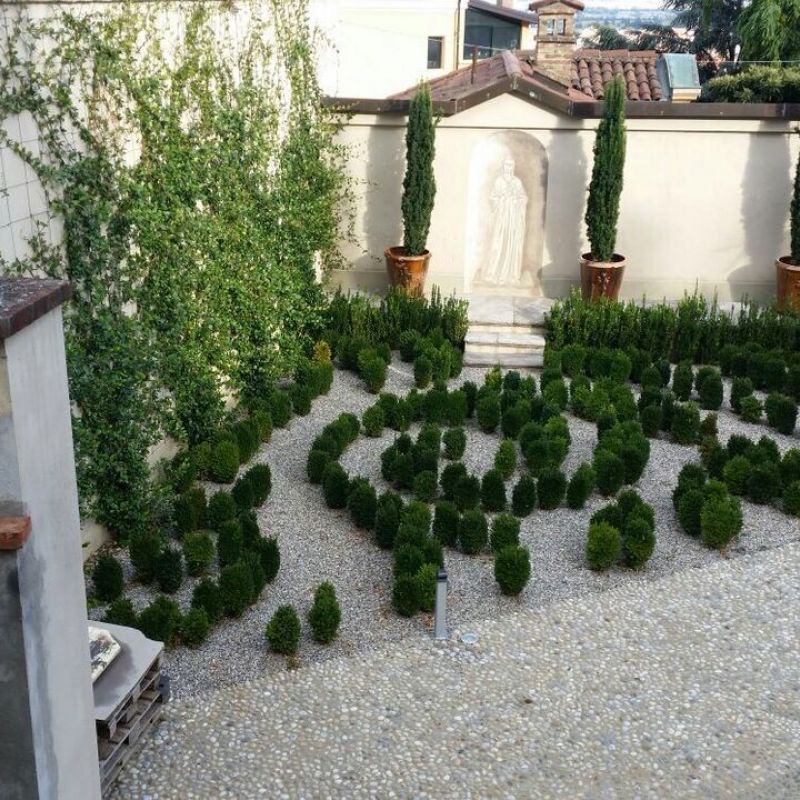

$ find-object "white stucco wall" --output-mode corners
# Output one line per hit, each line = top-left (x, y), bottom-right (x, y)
(333, 93), (800, 303)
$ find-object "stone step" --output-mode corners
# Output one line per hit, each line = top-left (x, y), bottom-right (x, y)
(463, 351), (544, 368)
(464, 330), (546, 351)
(467, 322), (546, 335)
(466, 295), (554, 328)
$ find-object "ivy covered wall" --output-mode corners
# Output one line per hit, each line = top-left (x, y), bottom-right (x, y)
(0, 1), (351, 543)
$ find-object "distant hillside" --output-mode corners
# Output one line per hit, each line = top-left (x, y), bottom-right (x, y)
(576, 7), (677, 32)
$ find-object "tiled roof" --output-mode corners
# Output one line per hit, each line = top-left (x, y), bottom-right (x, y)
(571, 49), (663, 101)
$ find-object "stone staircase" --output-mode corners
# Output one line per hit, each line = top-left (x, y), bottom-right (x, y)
(463, 296), (553, 368)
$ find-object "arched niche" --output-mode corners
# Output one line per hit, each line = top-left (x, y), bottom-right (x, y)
(464, 130), (548, 296)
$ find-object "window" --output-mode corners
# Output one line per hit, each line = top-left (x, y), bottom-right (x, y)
(427, 36), (444, 69)
(544, 17), (567, 36)
(463, 8), (521, 60)
(558, 18), (567, 35)
(545, 19), (555, 35)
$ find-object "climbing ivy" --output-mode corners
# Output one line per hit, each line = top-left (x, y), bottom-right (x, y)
(0, 1), (351, 539)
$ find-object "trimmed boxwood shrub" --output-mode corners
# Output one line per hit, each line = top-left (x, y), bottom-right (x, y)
(269, 389), (293, 428)
(560, 343), (586, 377)
(730, 377), (753, 413)
(322, 463), (350, 509)
(307, 449), (330, 484)
(747, 462), (782, 505)
(566, 463), (595, 509)
(183, 531), (215, 576)
(393, 573), (421, 617)
(501, 400), (531, 439)
(700, 436), (728, 479)
(723, 455), (752, 496)
(432, 501), (460, 547)
(490, 514), (520, 552)
(207, 490), (237, 530)
(494, 439), (517, 480)
(417, 423), (442, 452)
(537, 468), (567, 510)
(765, 393), (798, 434)
(309, 582), (341, 643)
(784, 481), (800, 516)
(476, 394), (501, 433)
(447, 391), (468, 427)
(191, 578), (224, 623)
(739, 395), (763, 423)
(252, 536), (281, 584)
(727, 434), (754, 458)
(672, 463), (707, 510)
(252, 409), (273, 443)
(640, 364), (662, 390)
(442, 427), (466, 460)
(348, 480), (378, 529)
(239, 511), (260, 550)
(216, 520), (244, 569)
(209, 440), (239, 483)
(362, 404), (386, 437)
(129, 531), (163, 584)
(360, 354), (387, 394)
(154, 546), (183, 594)
(375, 493), (402, 549)
(104, 596), (137, 627)
(781, 449), (800, 485)
(660, 390), (676, 432)
(481, 469), (507, 512)
(290, 383), (313, 415)
(700, 491), (742, 550)
(174, 490), (204, 536)
(594, 450), (625, 496)
(543, 380), (568, 411)
(677, 488), (704, 536)
(266, 605), (301, 655)
(232, 475), (255, 511)
(93, 553), (124, 602)
(219, 562), (254, 617)
(415, 563), (439, 613)
(232, 420), (260, 464)
(788, 365), (800, 401)
(698, 371), (723, 411)
(180, 608), (210, 647)
(393, 544), (425, 578)
(399, 330), (420, 362)
(137, 596), (182, 645)
(458, 509), (488, 555)
(414, 355), (433, 389)
(440, 462), (467, 500)
(453, 474), (481, 511)
(586, 522), (621, 571)
(671, 362), (693, 401)
(622, 517), (655, 568)
(511, 475), (537, 516)
(413, 471), (439, 503)
(411, 444), (438, 476)
(639, 404), (662, 438)
(245, 464), (272, 506)
(670, 402), (701, 445)
(494, 545), (531, 595)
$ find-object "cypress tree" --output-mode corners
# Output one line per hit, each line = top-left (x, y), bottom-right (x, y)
(401, 83), (437, 255)
(585, 77), (627, 263)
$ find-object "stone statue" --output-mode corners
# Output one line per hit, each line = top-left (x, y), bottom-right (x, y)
(475, 159), (528, 287)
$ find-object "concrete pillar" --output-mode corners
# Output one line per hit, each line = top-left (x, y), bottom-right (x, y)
(0, 278), (101, 800)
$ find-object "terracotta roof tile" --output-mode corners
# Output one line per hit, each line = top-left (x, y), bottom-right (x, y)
(571, 48), (662, 101)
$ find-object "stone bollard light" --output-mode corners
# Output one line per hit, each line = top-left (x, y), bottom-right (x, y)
(434, 568), (448, 640)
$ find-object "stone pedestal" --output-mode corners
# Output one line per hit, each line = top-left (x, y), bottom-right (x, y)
(0, 278), (101, 800)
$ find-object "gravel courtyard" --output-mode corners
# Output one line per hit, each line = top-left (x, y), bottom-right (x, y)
(90, 360), (800, 698)
(109, 541), (800, 800)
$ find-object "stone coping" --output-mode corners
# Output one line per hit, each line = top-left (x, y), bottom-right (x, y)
(0, 278), (72, 340)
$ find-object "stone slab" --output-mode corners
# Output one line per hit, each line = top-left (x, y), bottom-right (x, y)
(466, 295), (553, 328)
(465, 330), (546, 349)
(0, 277), (72, 340)
(463, 351), (545, 367)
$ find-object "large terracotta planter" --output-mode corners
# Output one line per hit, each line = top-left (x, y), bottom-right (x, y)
(580, 254), (626, 301)
(385, 247), (430, 295)
(776, 256), (800, 311)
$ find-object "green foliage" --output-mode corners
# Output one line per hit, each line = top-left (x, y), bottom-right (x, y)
(700, 491), (742, 550)
(417, 563), (439, 613)
(269, 391), (293, 429)
(362, 404), (386, 437)
(747, 462), (782, 504)
(232, 476), (255, 512)
(494, 439), (518, 480)
(453, 474), (481, 511)
(765, 393), (798, 434)
(671, 402), (701, 444)
(217, 520), (244, 569)
(543, 380), (568, 411)
(174, 490), (204, 537)
(586, 522), (621, 571)
(266, 605), (301, 655)
(511, 475), (538, 517)
(490, 514), (521, 552)
(701, 66), (800, 103)
(92, 553), (124, 602)
(392, 573), (421, 617)
(210, 440), (240, 484)
(494, 546), (531, 595)
(207, 490), (237, 531)
(443, 427), (467, 460)
(698, 371), (723, 410)
(348, 481), (378, 529)
(413, 471), (439, 503)
(723, 455), (753, 495)
(585, 77), (626, 262)
(738, 2), (800, 64)
(639, 404), (662, 437)
(622, 517), (655, 568)
(480, 470), (507, 512)
(739, 395), (763, 423)
(459, 509), (488, 554)
(784, 481), (800, 515)
(537, 469), (567, 510)
(401, 83), (437, 255)
(182, 531), (215, 576)
(322, 463), (350, 509)
(567, 463), (595, 509)
(394, 544), (425, 578)
(245, 464), (272, 506)
(129, 531), (162, 583)
(781, 448), (800, 485)
(594, 450), (626, 496)
(440, 462), (467, 501)
(476, 395), (501, 433)
(730, 377), (754, 413)
(432, 500), (460, 547)
(137, 596), (182, 646)
(359, 353), (387, 394)
(219, 562), (254, 617)
(413, 355), (433, 389)
(154, 546), (183, 594)
(501, 400), (531, 438)
(290, 383), (313, 416)
(180, 608), (211, 647)
(309, 582), (341, 643)
(105, 596), (137, 627)
(671, 362), (693, 401)
(446, 391), (468, 427)
(191, 578), (224, 623)
(677, 488), (705, 536)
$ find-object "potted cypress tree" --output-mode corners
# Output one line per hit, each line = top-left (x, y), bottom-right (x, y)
(776, 147), (800, 310)
(385, 82), (436, 295)
(581, 76), (627, 301)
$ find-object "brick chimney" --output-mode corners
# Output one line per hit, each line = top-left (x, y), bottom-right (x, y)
(530, 0), (584, 86)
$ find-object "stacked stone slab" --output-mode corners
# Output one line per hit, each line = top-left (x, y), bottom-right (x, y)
(464, 296), (552, 368)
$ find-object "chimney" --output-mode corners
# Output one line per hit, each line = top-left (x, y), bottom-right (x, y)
(531, 0), (583, 87)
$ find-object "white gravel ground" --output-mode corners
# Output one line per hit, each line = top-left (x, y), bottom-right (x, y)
(88, 360), (800, 698)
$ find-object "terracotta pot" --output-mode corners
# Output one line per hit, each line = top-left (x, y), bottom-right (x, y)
(776, 256), (800, 311)
(580, 254), (626, 301)
(385, 247), (431, 295)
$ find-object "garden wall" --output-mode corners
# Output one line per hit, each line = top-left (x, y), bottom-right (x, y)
(333, 93), (800, 303)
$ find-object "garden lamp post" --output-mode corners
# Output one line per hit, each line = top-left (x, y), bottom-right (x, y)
(434, 568), (448, 640)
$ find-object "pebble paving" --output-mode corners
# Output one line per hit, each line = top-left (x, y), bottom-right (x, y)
(110, 542), (800, 799)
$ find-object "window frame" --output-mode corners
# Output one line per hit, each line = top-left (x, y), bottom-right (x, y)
(427, 35), (445, 70)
